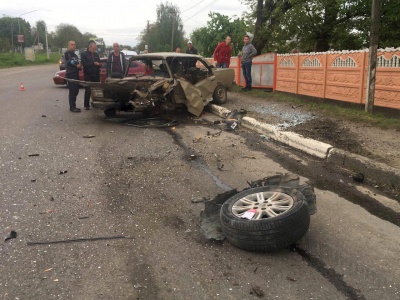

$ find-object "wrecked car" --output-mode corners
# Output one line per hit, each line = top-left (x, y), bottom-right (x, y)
(67, 53), (235, 117)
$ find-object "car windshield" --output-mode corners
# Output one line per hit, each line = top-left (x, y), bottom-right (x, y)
(126, 58), (169, 77)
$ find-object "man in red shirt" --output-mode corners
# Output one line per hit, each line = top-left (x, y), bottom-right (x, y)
(213, 36), (232, 68)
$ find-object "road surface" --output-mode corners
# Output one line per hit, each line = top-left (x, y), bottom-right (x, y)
(0, 65), (399, 300)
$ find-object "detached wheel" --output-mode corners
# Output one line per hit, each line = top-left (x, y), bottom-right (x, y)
(220, 186), (310, 252)
(212, 84), (227, 104)
(104, 108), (117, 117)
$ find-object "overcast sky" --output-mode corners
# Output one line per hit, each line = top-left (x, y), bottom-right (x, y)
(2, 0), (248, 47)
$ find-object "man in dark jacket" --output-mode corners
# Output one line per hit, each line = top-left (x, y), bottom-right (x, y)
(107, 43), (127, 78)
(81, 41), (101, 110)
(185, 40), (198, 69)
(213, 36), (232, 68)
(64, 40), (82, 112)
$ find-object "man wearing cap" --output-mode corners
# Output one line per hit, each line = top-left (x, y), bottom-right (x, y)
(185, 41), (198, 68)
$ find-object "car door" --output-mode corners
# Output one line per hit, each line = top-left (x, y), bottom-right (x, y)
(177, 58), (217, 116)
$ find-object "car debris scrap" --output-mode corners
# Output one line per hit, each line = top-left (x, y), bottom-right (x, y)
(199, 173), (317, 251)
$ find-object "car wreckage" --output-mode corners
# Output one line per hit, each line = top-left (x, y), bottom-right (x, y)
(200, 173), (317, 252)
(66, 53), (235, 117)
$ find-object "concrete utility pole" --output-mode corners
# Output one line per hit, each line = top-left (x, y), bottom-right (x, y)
(365, 0), (381, 113)
(171, 14), (175, 52)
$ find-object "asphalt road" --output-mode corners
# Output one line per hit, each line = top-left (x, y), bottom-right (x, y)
(0, 65), (399, 300)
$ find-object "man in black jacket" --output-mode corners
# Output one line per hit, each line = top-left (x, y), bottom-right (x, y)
(64, 41), (82, 112)
(81, 41), (101, 110)
(185, 40), (198, 69)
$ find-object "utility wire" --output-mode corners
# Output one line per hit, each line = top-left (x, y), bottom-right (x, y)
(184, 0), (219, 22)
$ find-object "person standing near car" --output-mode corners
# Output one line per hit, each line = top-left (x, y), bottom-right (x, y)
(239, 35), (257, 91)
(107, 42), (127, 78)
(81, 40), (101, 110)
(185, 40), (198, 69)
(213, 36), (232, 68)
(64, 40), (82, 112)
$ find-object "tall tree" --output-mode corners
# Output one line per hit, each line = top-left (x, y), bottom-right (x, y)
(191, 13), (247, 57)
(137, 1), (185, 52)
(53, 24), (83, 48)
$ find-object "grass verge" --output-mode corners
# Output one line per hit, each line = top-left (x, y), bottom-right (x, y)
(232, 85), (400, 129)
(0, 52), (59, 68)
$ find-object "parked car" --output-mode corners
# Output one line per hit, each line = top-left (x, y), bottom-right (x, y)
(59, 54), (66, 70)
(66, 52), (235, 117)
(53, 58), (108, 86)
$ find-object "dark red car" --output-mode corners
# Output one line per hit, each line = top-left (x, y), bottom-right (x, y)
(53, 58), (145, 86)
(53, 58), (108, 86)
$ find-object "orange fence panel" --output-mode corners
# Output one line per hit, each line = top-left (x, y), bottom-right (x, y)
(276, 48), (400, 110)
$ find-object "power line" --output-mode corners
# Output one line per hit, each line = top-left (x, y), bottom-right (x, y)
(182, 0), (209, 13)
(183, 0), (219, 22)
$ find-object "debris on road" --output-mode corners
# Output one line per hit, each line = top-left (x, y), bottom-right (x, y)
(42, 115), (46, 118)
(187, 154), (197, 161)
(59, 170), (68, 175)
(28, 154), (40, 157)
(207, 130), (222, 137)
(26, 235), (130, 246)
(199, 173), (317, 250)
(191, 196), (210, 203)
(250, 285), (265, 297)
(352, 173), (364, 183)
(83, 134), (95, 138)
(4, 230), (17, 242)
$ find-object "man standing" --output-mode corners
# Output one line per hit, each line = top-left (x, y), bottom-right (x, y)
(185, 41), (198, 69)
(240, 35), (257, 91)
(107, 42), (127, 78)
(213, 36), (232, 68)
(185, 40), (198, 55)
(64, 41), (82, 112)
(81, 40), (101, 110)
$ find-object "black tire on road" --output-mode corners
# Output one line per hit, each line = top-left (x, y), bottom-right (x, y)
(104, 108), (117, 117)
(212, 84), (227, 104)
(220, 186), (310, 252)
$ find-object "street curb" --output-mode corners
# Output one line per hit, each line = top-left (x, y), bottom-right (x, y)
(328, 149), (400, 189)
(208, 104), (400, 190)
(241, 117), (333, 159)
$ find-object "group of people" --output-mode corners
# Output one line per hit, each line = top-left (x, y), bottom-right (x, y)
(64, 34), (258, 112)
(175, 35), (257, 91)
(212, 35), (258, 91)
(64, 41), (128, 112)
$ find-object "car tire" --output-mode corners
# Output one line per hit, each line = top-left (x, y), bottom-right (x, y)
(220, 186), (310, 252)
(104, 108), (117, 117)
(212, 84), (227, 104)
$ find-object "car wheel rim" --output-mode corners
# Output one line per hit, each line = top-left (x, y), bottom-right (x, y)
(217, 88), (225, 99)
(232, 191), (294, 219)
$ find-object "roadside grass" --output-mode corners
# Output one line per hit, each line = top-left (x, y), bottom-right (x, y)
(0, 52), (59, 68)
(232, 85), (400, 129)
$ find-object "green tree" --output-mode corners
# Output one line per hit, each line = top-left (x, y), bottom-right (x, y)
(242, 0), (400, 53)
(137, 1), (185, 52)
(191, 13), (247, 57)
(32, 20), (47, 48)
(53, 23), (83, 48)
